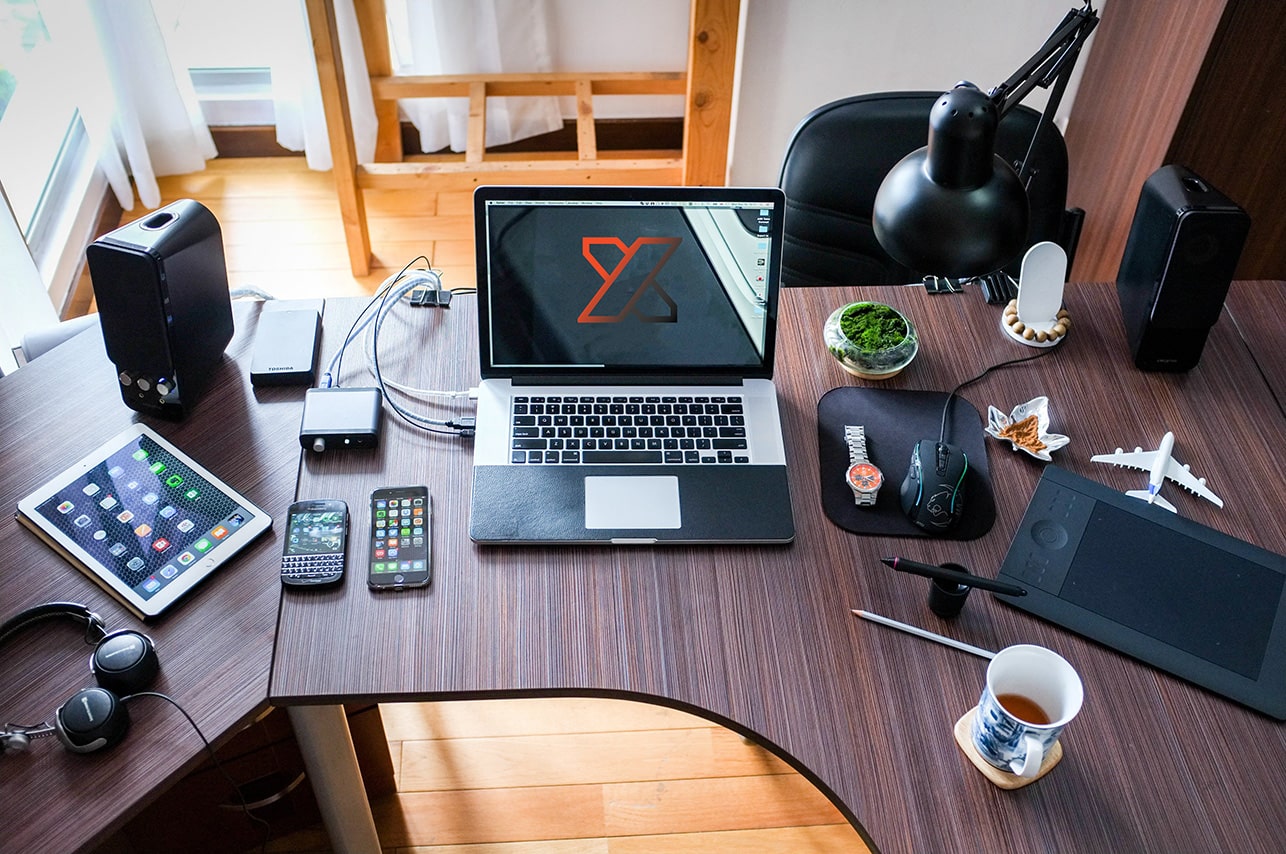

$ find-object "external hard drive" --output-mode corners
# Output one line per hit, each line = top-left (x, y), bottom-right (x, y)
(250, 300), (322, 386)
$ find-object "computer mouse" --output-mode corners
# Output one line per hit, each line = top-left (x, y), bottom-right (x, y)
(900, 439), (968, 533)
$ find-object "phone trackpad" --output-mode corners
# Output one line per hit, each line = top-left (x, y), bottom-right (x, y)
(584, 476), (681, 529)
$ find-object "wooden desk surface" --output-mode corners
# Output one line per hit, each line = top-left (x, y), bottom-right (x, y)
(273, 281), (1286, 853)
(0, 302), (306, 854)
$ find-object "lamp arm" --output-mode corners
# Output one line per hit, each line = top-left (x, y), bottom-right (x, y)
(988, 3), (1099, 119)
(987, 2), (1098, 185)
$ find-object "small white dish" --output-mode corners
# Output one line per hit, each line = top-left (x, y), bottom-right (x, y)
(986, 396), (1069, 461)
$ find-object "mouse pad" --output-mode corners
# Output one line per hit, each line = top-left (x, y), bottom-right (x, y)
(817, 387), (995, 539)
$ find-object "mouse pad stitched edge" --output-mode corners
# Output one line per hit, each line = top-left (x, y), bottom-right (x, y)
(817, 387), (995, 540)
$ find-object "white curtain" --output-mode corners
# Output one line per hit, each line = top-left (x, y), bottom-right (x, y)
(42, 0), (215, 211)
(272, 0), (377, 171)
(273, 0), (562, 169)
(389, 0), (562, 154)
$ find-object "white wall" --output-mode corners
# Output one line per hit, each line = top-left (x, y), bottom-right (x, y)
(541, 1), (1102, 185)
(546, 0), (690, 118)
(730, 0), (1102, 185)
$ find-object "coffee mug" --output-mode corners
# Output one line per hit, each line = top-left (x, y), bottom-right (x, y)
(971, 644), (1083, 778)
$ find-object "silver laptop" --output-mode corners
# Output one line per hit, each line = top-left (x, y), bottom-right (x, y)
(469, 185), (794, 544)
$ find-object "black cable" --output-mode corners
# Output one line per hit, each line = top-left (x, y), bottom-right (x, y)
(123, 692), (272, 854)
(938, 348), (1057, 444)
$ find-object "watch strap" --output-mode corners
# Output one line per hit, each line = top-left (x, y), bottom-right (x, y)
(844, 425), (869, 465)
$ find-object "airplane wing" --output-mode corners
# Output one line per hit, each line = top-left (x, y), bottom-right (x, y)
(1089, 449), (1157, 472)
(1162, 457), (1224, 507)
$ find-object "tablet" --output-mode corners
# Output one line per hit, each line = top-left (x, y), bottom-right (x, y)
(997, 466), (1286, 719)
(15, 424), (272, 619)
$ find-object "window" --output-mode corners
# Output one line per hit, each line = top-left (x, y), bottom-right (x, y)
(0, 0), (79, 233)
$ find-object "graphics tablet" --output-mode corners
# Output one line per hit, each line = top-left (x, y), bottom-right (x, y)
(996, 466), (1286, 719)
(16, 424), (272, 619)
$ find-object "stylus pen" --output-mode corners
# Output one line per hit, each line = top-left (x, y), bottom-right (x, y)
(852, 609), (996, 660)
(880, 556), (1028, 597)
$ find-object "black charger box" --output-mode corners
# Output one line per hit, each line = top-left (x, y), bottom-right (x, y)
(299, 387), (383, 452)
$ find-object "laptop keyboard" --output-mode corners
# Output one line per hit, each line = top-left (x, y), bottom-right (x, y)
(509, 394), (750, 465)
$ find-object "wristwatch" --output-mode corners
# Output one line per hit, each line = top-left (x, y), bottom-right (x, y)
(844, 425), (883, 507)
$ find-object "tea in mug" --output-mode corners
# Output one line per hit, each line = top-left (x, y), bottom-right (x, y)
(996, 692), (1052, 725)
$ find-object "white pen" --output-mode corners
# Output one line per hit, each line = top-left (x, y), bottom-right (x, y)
(852, 609), (996, 660)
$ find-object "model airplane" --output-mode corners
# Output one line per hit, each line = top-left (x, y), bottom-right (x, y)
(1090, 431), (1223, 512)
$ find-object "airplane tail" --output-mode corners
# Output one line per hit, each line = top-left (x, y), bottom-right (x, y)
(1127, 489), (1176, 513)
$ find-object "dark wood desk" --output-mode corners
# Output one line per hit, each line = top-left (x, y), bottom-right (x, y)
(273, 281), (1286, 853)
(0, 303), (305, 854)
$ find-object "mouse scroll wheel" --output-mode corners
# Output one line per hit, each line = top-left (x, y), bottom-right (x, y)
(935, 445), (950, 473)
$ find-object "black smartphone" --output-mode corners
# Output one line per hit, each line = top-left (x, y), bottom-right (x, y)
(280, 498), (348, 586)
(368, 486), (431, 590)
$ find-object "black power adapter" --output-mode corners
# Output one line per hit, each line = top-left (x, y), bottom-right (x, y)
(299, 387), (383, 452)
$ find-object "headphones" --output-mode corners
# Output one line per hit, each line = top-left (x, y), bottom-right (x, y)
(0, 602), (159, 755)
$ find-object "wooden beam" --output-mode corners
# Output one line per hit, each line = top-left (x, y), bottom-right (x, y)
(357, 158), (683, 191)
(354, 0), (401, 161)
(466, 81), (486, 163)
(369, 71), (687, 100)
(683, 0), (739, 185)
(575, 79), (598, 160)
(305, 0), (371, 276)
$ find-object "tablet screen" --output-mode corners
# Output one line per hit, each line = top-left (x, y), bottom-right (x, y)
(1063, 503), (1283, 679)
(17, 425), (272, 618)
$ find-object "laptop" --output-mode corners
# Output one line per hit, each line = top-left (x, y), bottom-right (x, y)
(469, 185), (795, 544)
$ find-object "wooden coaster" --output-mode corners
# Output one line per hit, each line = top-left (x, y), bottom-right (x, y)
(954, 707), (1062, 789)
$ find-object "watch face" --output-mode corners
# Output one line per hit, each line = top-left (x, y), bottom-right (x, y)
(847, 462), (883, 492)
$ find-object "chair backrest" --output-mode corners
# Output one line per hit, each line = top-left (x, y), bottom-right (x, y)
(777, 91), (1075, 286)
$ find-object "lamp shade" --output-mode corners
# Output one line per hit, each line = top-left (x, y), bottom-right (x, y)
(873, 83), (1029, 277)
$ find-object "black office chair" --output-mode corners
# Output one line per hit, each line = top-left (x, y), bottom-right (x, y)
(777, 91), (1083, 287)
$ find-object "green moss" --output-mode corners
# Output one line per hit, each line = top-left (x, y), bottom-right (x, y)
(839, 303), (908, 352)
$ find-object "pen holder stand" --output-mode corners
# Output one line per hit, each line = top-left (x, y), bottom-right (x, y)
(928, 563), (973, 618)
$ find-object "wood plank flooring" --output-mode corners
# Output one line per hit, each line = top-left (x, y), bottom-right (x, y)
(100, 158), (871, 854)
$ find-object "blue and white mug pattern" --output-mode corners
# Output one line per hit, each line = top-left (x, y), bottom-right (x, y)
(970, 644), (1083, 778)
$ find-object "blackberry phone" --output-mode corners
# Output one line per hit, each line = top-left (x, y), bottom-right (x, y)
(280, 499), (348, 586)
(368, 486), (431, 590)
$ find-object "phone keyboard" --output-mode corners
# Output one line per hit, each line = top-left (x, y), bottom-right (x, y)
(281, 553), (343, 582)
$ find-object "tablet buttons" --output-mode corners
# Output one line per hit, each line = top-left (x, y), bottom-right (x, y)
(1031, 519), (1069, 550)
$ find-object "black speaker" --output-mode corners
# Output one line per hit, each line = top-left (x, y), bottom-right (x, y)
(87, 199), (234, 418)
(1115, 165), (1250, 372)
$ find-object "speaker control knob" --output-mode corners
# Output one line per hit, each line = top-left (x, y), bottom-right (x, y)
(136, 378), (152, 392)
(156, 381), (171, 396)
(118, 372), (132, 386)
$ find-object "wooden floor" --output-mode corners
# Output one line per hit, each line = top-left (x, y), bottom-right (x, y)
(95, 158), (871, 854)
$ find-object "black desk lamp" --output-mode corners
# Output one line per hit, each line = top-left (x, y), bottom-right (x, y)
(873, 2), (1099, 279)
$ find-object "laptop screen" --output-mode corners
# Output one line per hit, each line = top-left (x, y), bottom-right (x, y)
(475, 186), (784, 381)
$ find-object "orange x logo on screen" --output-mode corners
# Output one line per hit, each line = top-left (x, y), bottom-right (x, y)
(579, 236), (681, 323)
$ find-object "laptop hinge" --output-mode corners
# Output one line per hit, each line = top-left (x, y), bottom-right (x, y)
(510, 375), (744, 387)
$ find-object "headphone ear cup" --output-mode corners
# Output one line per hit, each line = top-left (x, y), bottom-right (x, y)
(91, 630), (159, 695)
(55, 687), (129, 754)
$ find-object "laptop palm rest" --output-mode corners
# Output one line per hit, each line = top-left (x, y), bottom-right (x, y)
(585, 476), (681, 529)
(470, 465), (794, 544)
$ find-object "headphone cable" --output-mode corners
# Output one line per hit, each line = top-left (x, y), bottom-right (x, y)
(124, 692), (272, 854)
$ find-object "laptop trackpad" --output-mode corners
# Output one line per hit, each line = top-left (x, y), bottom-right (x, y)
(584, 476), (681, 529)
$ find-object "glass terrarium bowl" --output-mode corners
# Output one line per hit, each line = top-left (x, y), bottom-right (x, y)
(823, 301), (919, 380)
